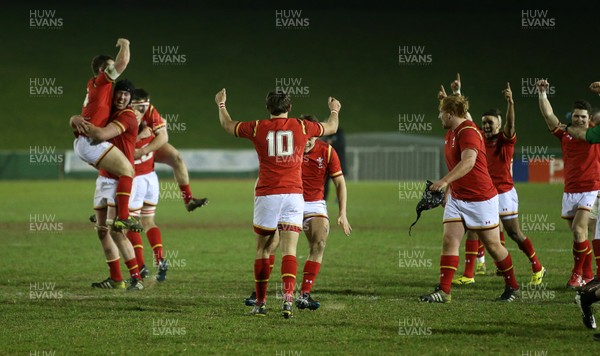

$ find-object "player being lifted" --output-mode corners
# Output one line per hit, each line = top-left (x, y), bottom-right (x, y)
(449, 80), (546, 287)
(538, 79), (599, 289)
(216, 89), (339, 318)
(131, 89), (208, 212)
(419, 93), (520, 303)
(70, 38), (142, 232)
(80, 79), (145, 290)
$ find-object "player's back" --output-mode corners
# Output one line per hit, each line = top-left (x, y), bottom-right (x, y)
(81, 72), (113, 130)
(236, 117), (323, 196)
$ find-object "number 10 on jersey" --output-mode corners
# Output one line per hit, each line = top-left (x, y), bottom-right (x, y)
(266, 130), (294, 157)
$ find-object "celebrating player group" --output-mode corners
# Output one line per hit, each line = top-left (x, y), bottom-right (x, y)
(69, 38), (208, 291)
(66, 40), (600, 331)
(421, 73), (600, 337)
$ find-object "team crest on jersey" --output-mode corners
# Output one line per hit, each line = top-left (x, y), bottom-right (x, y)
(317, 157), (324, 169)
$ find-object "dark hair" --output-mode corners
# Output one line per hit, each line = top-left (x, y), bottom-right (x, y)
(266, 91), (291, 115)
(91, 55), (113, 75)
(482, 108), (502, 118)
(573, 100), (592, 114)
(300, 114), (318, 123)
(133, 88), (150, 102)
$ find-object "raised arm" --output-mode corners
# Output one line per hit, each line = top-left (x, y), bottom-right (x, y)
(321, 97), (340, 136)
(332, 175), (352, 236)
(503, 82), (515, 137)
(215, 88), (238, 135)
(537, 79), (560, 130)
(113, 38), (130, 75)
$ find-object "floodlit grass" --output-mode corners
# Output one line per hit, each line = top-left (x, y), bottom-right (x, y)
(0, 180), (595, 354)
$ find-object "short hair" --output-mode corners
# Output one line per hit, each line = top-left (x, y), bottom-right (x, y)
(300, 114), (318, 123)
(482, 108), (502, 118)
(91, 55), (113, 75)
(439, 95), (469, 117)
(266, 91), (291, 115)
(133, 88), (150, 102)
(572, 100), (592, 114)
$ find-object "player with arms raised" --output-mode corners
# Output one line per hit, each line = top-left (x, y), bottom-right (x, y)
(450, 81), (546, 286)
(216, 89), (339, 318)
(538, 79), (599, 289)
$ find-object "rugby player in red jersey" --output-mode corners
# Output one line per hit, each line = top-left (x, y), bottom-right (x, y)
(243, 114), (352, 310)
(80, 80), (144, 290)
(130, 89), (208, 212)
(125, 89), (170, 282)
(216, 89), (339, 318)
(538, 79), (599, 289)
(70, 38), (141, 232)
(419, 94), (520, 303)
(452, 83), (546, 286)
(295, 115), (352, 310)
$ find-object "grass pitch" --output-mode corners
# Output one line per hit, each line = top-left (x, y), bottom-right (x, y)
(0, 180), (596, 354)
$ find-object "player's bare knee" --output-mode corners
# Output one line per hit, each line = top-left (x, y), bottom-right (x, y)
(310, 239), (326, 255)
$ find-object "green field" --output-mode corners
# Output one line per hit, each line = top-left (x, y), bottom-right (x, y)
(0, 180), (595, 354)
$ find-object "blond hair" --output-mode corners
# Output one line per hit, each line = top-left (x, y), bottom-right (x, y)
(439, 95), (469, 118)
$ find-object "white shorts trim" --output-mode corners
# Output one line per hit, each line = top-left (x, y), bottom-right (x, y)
(561, 191), (598, 219)
(74, 136), (113, 167)
(498, 187), (519, 221)
(254, 194), (304, 231)
(443, 194), (500, 230)
(130, 172), (159, 216)
(304, 200), (328, 220)
(93, 176), (137, 211)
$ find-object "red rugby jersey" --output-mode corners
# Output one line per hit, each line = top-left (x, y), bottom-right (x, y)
(99, 108), (138, 179)
(444, 120), (496, 201)
(552, 127), (600, 193)
(134, 105), (167, 176)
(485, 132), (516, 194)
(77, 70), (113, 137)
(235, 117), (324, 196)
(302, 139), (343, 202)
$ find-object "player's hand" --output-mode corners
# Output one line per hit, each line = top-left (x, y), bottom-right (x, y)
(215, 88), (227, 106)
(590, 82), (600, 94)
(429, 179), (447, 194)
(328, 97), (341, 113)
(116, 38), (130, 48)
(337, 215), (352, 237)
(536, 79), (549, 94)
(503, 82), (513, 104)
(133, 109), (143, 124)
(134, 147), (147, 159)
(138, 126), (152, 141)
(78, 119), (93, 134)
(438, 85), (447, 100)
(451, 73), (461, 94)
(70, 115), (87, 133)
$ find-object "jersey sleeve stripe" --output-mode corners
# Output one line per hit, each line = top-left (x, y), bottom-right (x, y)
(253, 120), (259, 137)
(330, 171), (343, 178)
(300, 119), (307, 135)
(318, 123), (325, 137)
(111, 121), (126, 133)
(234, 122), (242, 137)
(327, 145), (332, 163)
(153, 123), (167, 132)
